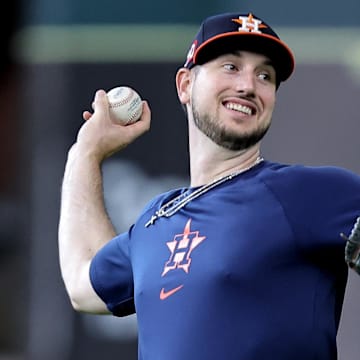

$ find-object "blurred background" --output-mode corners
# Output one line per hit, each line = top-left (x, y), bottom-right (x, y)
(1, 0), (360, 359)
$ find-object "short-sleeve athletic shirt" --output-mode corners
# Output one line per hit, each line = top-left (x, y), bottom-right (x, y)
(90, 161), (360, 359)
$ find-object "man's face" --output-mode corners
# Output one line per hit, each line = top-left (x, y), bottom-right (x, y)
(189, 50), (277, 151)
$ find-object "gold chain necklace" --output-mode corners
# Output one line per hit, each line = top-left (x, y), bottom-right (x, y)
(145, 157), (264, 227)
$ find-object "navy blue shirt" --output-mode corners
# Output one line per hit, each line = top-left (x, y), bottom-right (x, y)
(90, 161), (360, 359)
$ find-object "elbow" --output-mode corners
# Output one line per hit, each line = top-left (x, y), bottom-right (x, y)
(60, 264), (93, 312)
(66, 288), (82, 311)
(64, 285), (87, 312)
(61, 274), (92, 312)
(60, 263), (109, 314)
(63, 280), (109, 314)
(69, 297), (87, 312)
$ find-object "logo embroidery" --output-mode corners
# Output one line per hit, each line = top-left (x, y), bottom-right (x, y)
(232, 13), (267, 33)
(162, 219), (206, 276)
(159, 219), (206, 300)
(184, 40), (198, 67)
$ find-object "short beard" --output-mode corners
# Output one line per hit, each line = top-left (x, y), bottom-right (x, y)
(191, 103), (270, 151)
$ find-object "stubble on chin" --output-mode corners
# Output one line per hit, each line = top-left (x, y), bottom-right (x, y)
(191, 103), (270, 151)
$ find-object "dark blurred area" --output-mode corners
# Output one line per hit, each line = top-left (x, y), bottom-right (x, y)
(0, 0), (21, 195)
(0, 0), (29, 358)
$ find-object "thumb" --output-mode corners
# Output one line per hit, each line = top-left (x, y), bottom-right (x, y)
(93, 89), (110, 117)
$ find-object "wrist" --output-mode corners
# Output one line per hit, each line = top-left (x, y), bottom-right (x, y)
(67, 142), (105, 164)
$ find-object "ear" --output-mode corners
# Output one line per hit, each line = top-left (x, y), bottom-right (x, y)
(175, 68), (192, 105)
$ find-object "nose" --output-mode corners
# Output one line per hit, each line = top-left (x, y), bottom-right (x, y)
(234, 71), (256, 97)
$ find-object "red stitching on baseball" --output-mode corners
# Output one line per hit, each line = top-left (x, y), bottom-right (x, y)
(127, 106), (142, 123)
(109, 88), (134, 108)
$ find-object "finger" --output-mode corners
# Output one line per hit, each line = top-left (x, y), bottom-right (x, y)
(93, 89), (109, 111)
(83, 111), (93, 121)
(134, 101), (151, 127)
(88, 89), (111, 123)
(83, 89), (107, 121)
(140, 100), (151, 121)
(123, 100), (151, 133)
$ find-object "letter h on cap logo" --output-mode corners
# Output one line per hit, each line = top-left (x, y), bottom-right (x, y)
(232, 13), (266, 34)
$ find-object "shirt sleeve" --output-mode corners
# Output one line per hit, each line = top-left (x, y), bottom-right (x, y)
(263, 165), (360, 260)
(89, 230), (135, 317)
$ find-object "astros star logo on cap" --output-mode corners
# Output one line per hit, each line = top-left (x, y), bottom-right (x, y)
(231, 13), (268, 33)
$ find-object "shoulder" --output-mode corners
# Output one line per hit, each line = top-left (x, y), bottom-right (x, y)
(257, 161), (360, 250)
(256, 161), (360, 216)
(259, 161), (360, 190)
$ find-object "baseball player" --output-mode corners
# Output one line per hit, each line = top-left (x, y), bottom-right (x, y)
(58, 12), (360, 359)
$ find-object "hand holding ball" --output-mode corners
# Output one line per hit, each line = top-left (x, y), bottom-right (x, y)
(107, 86), (143, 125)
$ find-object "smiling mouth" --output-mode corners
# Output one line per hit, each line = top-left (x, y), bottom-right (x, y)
(224, 102), (253, 115)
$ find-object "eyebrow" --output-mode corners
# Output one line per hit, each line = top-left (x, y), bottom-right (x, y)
(228, 51), (275, 68)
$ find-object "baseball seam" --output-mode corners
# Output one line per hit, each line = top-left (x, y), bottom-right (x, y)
(127, 106), (142, 123)
(109, 89), (134, 108)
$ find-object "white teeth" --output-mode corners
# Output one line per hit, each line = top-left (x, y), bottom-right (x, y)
(225, 102), (252, 115)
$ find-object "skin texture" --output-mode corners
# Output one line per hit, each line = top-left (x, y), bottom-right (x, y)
(58, 50), (278, 312)
(58, 92), (151, 313)
(190, 53), (275, 151)
(176, 50), (277, 186)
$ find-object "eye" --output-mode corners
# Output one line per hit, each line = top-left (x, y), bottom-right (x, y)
(257, 67), (276, 83)
(223, 63), (237, 71)
(258, 72), (271, 81)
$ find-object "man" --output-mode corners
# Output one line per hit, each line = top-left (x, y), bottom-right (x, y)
(58, 12), (360, 359)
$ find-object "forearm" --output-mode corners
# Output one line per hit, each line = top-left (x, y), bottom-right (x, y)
(58, 90), (150, 312)
(58, 143), (115, 307)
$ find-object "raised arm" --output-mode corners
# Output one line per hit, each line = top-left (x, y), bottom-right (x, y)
(58, 89), (150, 313)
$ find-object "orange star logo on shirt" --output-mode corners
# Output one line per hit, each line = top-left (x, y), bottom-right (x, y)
(161, 219), (206, 277)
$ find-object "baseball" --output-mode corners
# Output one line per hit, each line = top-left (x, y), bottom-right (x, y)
(107, 86), (143, 125)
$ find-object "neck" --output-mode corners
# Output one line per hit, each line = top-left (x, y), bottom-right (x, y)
(189, 143), (262, 187)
